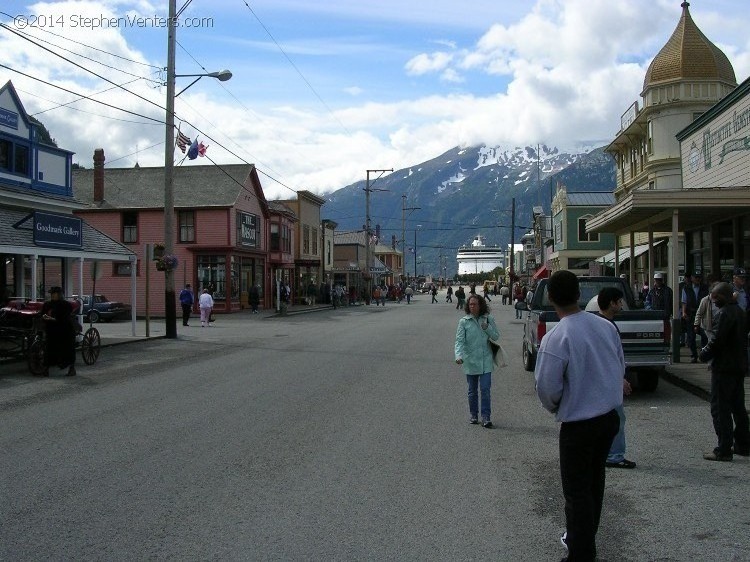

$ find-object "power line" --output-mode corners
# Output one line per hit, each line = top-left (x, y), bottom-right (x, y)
(239, 0), (352, 136)
(0, 11), (163, 71)
(0, 63), (165, 124)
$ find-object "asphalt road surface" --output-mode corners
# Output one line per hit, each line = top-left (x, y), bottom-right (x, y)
(1, 294), (748, 561)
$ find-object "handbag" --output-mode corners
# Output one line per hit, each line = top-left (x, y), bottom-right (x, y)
(488, 337), (508, 369)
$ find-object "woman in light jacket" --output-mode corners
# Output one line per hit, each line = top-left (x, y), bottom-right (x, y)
(455, 294), (500, 427)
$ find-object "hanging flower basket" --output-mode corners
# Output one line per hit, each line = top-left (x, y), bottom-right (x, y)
(152, 243), (166, 259)
(156, 254), (178, 271)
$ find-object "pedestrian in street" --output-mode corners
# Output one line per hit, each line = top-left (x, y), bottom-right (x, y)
(179, 283), (194, 326)
(41, 286), (78, 376)
(373, 285), (382, 306)
(455, 286), (466, 310)
(455, 294), (500, 428)
(682, 271), (709, 362)
(446, 285), (453, 303)
(645, 272), (674, 320)
(249, 284), (260, 314)
(534, 270), (623, 561)
(405, 285), (413, 304)
(595, 287), (637, 470)
(431, 285), (438, 303)
(699, 282), (750, 461)
(482, 284), (492, 302)
(500, 284), (510, 305)
(199, 288), (214, 327)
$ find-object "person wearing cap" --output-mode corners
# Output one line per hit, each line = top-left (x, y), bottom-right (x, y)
(41, 286), (77, 376)
(682, 271), (709, 363)
(645, 272), (673, 320)
(731, 267), (748, 312)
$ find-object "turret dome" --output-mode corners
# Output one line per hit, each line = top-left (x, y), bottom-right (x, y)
(642, 2), (736, 92)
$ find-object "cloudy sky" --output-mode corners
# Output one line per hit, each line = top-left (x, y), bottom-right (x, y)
(1, 0), (749, 199)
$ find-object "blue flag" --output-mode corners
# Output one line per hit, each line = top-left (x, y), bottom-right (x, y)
(187, 138), (199, 160)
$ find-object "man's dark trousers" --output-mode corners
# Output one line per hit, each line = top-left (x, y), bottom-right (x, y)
(559, 409), (619, 561)
(181, 304), (192, 326)
(710, 371), (750, 456)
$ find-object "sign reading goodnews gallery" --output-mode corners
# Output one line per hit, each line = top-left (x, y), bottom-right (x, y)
(33, 211), (83, 249)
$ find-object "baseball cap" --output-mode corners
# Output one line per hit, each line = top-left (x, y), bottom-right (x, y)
(48, 286), (63, 294)
(693, 270), (703, 276)
(734, 267), (747, 276)
(653, 272), (663, 279)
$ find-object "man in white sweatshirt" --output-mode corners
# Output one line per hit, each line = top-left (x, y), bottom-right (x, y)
(535, 270), (624, 562)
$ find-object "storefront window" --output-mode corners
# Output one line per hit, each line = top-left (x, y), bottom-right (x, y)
(197, 255), (226, 299)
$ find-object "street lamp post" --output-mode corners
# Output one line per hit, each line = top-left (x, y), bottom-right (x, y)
(164, 0), (231, 338)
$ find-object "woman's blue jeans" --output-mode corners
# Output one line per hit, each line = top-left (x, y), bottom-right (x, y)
(467, 373), (492, 421)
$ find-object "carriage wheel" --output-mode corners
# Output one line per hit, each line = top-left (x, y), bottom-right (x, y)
(81, 327), (101, 365)
(28, 338), (48, 376)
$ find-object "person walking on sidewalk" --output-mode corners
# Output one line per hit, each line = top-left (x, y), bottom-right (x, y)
(249, 284), (260, 314)
(199, 288), (214, 327)
(535, 270), (623, 561)
(431, 285), (438, 303)
(179, 283), (194, 326)
(446, 285), (453, 303)
(682, 271), (709, 363)
(455, 294), (499, 428)
(699, 282), (750, 461)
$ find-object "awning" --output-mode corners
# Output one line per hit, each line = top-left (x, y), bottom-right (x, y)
(532, 266), (548, 280)
(1, 207), (136, 262)
(587, 187), (750, 234)
(595, 240), (665, 265)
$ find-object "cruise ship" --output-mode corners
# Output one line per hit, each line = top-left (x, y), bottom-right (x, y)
(456, 235), (505, 275)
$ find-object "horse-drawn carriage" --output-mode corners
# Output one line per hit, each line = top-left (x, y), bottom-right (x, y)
(0, 298), (101, 375)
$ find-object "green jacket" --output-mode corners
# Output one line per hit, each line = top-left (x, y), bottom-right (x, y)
(455, 314), (500, 375)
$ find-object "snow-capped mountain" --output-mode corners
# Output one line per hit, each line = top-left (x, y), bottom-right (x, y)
(325, 144), (615, 277)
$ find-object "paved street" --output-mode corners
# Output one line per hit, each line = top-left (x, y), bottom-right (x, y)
(1, 294), (749, 561)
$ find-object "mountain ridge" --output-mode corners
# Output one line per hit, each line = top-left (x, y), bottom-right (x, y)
(324, 144), (616, 277)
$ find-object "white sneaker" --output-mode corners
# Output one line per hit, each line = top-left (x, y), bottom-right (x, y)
(560, 531), (568, 551)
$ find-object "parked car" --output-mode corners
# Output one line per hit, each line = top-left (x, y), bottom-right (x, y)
(73, 294), (131, 323)
(521, 276), (671, 391)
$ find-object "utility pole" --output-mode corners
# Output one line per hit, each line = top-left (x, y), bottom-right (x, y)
(365, 169), (392, 302)
(163, 0), (178, 338)
(510, 197), (516, 283)
(401, 194), (420, 282)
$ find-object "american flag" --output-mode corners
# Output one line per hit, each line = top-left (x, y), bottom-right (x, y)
(197, 142), (208, 157)
(176, 130), (190, 153)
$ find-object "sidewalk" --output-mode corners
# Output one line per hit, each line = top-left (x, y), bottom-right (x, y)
(91, 303), (335, 346)
(664, 344), (750, 411)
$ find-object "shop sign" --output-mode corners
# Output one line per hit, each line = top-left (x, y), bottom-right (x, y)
(0, 108), (19, 130)
(33, 211), (82, 249)
(238, 212), (257, 247)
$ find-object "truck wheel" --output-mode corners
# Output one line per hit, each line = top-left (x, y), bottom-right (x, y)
(522, 343), (536, 372)
(89, 310), (100, 323)
(637, 369), (660, 392)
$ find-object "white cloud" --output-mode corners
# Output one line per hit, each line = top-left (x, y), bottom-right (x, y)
(404, 52), (453, 76)
(3, 0), (748, 200)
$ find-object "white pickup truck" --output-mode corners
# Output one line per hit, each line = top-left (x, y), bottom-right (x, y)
(521, 276), (671, 391)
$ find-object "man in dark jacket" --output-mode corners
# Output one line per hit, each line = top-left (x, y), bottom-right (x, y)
(681, 271), (709, 363)
(645, 272), (673, 319)
(699, 282), (750, 461)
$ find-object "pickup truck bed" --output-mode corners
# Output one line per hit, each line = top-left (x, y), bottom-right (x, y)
(522, 277), (671, 391)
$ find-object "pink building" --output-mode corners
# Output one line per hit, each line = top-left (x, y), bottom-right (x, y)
(73, 151), (271, 315)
